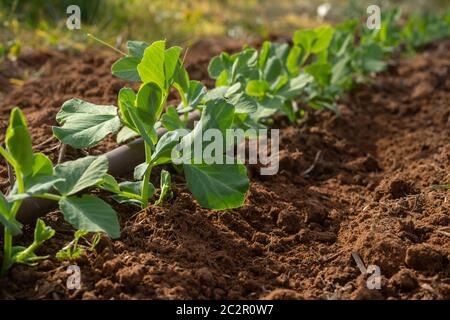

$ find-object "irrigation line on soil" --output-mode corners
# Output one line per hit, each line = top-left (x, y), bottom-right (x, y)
(15, 111), (201, 225)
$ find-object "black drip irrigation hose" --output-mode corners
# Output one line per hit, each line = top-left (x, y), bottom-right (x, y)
(16, 111), (201, 224)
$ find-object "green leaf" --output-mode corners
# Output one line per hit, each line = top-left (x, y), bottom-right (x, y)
(208, 55), (225, 79)
(12, 219), (54, 266)
(173, 62), (190, 99)
(229, 93), (258, 114)
(133, 163), (149, 180)
(127, 40), (148, 59)
(6, 107), (33, 176)
(151, 130), (185, 166)
(136, 82), (163, 125)
(286, 46), (302, 74)
(111, 180), (155, 206)
(31, 153), (53, 176)
(125, 102), (157, 147)
(34, 218), (55, 244)
(179, 80), (206, 111)
(137, 40), (166, 88)
(112, 56), (141, 81)
(184, 157), (249, 210)
(161, 106), (184, 131)
(97, 174), (121, 193)
(118, 87), (137, 129)
(181, 99), (235, 162)
(0, 192), (22, 236)
(119, 180), (155, 198)
(230, 48), (258, 81)
(53, 99), (121, 149)
(59, 195), (120, 239)
(215, 70), (229, 87)
(311, 26), (335, 53)
(164, 46), (183, 87)
(305, 62), (332, 87)
(263, 56), (282, 84)
(117, 126), (138, 144)
(8, 153), (63, 201)
(277, 74), (313, 100)
(245, 80), (270, 98)
(258, 41), (272, 69)
(155, 170), (172, 206)
(293, 29), (316, 52)
(55, 156), (109, 196)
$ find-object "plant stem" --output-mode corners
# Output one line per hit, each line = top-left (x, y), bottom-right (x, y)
(1, 166), (24, 276)
(141, 143), (153, 209)
(33, 193), (62, 202)
(1, 229), (12, 276)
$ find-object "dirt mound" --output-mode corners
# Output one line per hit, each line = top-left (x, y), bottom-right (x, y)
(0, 39), (449, 300)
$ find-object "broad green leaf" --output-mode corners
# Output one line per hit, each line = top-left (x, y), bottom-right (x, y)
(117, 126), (138, 144)
(125, 102), (157, 147)
(97, 174), (121, 193)
(311, 26), (335, 53)
(59, 195), (120, 239)
(0, 192), (22, 236)
(184, 157), (249, 210)
(127, 40), (148, 59)
(55, 156), (109, 196)
(245, 80), (270, 98)
(178, 80), (206, 113)
(229, 93), (258, 114)
(155, 170), (172, 205)
(215, 70), (229, 87)
(119, 180), (155, 198)
(8, 153), (63, 201)
(31, 153), (53, 176)
(181, 99), (235, 162)
(161, 106), (184, 131)
(286, 46), (302, 74)
(53, 99), (121, 149)
(184, 80), (206, 109)
(173, 62), (190, 99)
(230, 48), (258, 81)
(263, 56), (282, 83)
(111, 56), (141, 81)
(137, 40), (166, 88)
(164, 46), (183, 87)
(293, 29), (316, 52)
(133, 163), (149, 180)
(6, 107), (33, 176)
(305, 62), (332, 87)
(118, 87), (137, 129)
(208, 55), (225, 79)
(136, 82), (163, 124)
(151, 130), (185, 166)
(277, 74), (313, 100)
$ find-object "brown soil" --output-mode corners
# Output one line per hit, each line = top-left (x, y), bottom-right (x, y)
(0, 38), (449, 300)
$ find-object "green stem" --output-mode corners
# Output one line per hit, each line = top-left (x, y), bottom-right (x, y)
(33, 193), (62, 202)
(1, 166), (24, 276)
(141, 143), (153, 209)
(1, 229), (12, 276)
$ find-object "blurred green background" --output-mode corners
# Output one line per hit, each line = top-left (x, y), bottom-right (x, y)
(0, 0), (449, 58)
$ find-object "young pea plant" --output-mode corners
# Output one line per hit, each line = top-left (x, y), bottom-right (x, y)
(0, 108), (120, 275)
(53, 40), (249, 210)
(207, 42), (313, 126)
(56, 230), (101, 261)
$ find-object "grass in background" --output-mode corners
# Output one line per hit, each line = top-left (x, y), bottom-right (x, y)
(1, 0), (449, 60)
